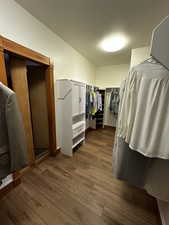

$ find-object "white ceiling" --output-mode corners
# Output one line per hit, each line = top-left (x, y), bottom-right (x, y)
(15, 0), (169, 66)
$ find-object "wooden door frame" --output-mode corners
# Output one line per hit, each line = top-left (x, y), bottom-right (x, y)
(0, 36), (57, 198)
(0, 35), (57, 156)
(0, 36), (57, 197)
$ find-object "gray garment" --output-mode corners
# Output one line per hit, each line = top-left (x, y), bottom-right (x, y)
(145, 158), (169, 202)
(0, 82), (28, 181)
(113, 136), (151, 188)
(113, 136), (169, 202)
(113, 72), (169, 202)
(118, 59), (169, 159)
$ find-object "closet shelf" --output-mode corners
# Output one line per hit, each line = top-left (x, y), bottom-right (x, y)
(72, 120), (85, 139)
(73, 130), (85, 139)
(95, 89), (105, 129)
(72, 137), (85, 149)
(73, 112), (85, 118)
(56, 80), (86, 156)
(72, 121), (85, 129)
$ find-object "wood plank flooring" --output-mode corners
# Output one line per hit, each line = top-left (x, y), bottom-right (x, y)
(1, 128), (160, 225)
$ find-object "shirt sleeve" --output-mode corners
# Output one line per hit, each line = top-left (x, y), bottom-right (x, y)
(117, 68), (136, 140)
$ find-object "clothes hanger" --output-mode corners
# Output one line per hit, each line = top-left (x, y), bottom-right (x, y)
(142, 56), (169, 71)
(143, 56), (160, 64)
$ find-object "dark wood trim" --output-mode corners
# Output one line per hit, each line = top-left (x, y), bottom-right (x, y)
(20, 166), (31, 176)
(0, 48), (8, 85)
(21, 148), (61, 176)
(12, 172), (21, 187)
(0, 180), (17, 200)
(0, 173), (21, 200)
(35, 152), (50, 164)
(0, 36), (50, 65)
(10, 58), (35, 167)
(156, 201), (163, 225)
(35, 146), (62, 164)
(45, 61), (57, 156)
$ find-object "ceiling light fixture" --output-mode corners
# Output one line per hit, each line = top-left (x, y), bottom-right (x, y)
(100, 35), (128, 52)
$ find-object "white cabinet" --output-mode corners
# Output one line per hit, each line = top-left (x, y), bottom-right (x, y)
(79, 85), (86, 114)
(72, 83), (79, 116)
(72, 82), (86, 116)
(56, 79), (86, 156)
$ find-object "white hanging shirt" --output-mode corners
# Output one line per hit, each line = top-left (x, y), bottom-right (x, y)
(97, 93), (102, 111)
(117, 58), (169, 159)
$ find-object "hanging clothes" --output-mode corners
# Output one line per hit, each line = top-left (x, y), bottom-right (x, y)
(113, 58), (169, 202)
(117, 58), (169, 159)
(86, 86), (103, 118)
(0, 82), (28, 181)
(113, 136), (151, 188)
(113, 136), (169, 202)
(109, 88), (120, 116)
(86, 86), (91, 119)
(91, 91), (97, 115)
(105, 91), (117, 127)
(97, 92), (102, 111)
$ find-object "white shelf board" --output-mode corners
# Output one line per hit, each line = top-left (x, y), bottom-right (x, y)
(72, 137), (85, 149)
(73, 130), (85, 139)
(72, 120), (85, 129)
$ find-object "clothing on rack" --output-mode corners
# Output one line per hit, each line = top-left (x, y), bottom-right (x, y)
(86, 86), (91, 119)
(113, 136), (151, 188)
(109, 88), (120, 116)
(86, 85), (93, 119)
(97, 92), (102, 111)
(117, 58), (169, 159)
(113, 57), (169, 202)
(86, 86), (103, 119)
(113, 136), (169, 202)
(0, 82), (28, 181)
(105, 91), (117, 127)
(104, 88), (120, 128)
(91, 91), (97, 115)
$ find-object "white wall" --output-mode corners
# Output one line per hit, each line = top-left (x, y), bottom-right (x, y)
(95, 64), (129, 127)
(0, 0), (96, 84)
(96, 46), (150, 89)
(95, 64), (129, 89)
(130, 46), (150, 68)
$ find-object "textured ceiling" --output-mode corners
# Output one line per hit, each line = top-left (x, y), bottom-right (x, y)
(15, 0), (169, 66)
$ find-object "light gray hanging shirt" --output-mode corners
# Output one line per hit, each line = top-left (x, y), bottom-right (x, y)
(117, 58), (169, 159)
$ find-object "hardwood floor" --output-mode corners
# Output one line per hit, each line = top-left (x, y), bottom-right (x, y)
(1, 128), (160, 225)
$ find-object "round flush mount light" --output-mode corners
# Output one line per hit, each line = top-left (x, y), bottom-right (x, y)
(100, 35), (128, 52)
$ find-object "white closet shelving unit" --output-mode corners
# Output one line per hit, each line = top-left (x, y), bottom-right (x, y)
(56, 79), (86, 156)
